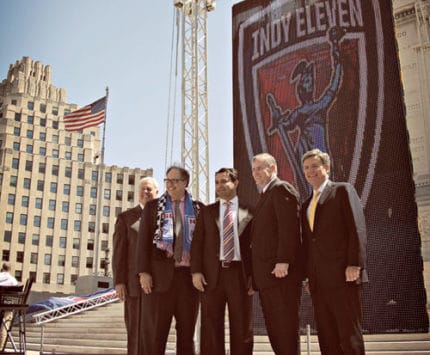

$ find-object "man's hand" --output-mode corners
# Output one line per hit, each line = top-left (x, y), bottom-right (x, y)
(139, 273), (153, 294)
(115, 284), (127, 302)
(271, 263), (289, 278)
(345, 266), (361, 282)
(192, 273), (207, 292)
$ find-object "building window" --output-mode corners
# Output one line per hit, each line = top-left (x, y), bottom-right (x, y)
(89, 204), (96, 215)
(102, 223), (109, 234)
(11, 99), (17, 105)
(4, 231), (12, 242)
(46, 235), (53, 247)
(78, 168), (84, 179)
(27, 101), (34, 110)
(32, 234), (39, 246)
(27, 115), (34, 124)
(74, 221), (81, 232)
(57, 273), (64, 285)
(16, 251), (24, 263)
(43, 272), (50, 284)
(88, 222), (95, 233)
(105, 172), (112, 183)
(71, 274), (78, 285)
(87, 239), (94, 250)
(77, 153), (84, 162)
(62, 201), (69, 212)
(103, 206), (110, 217)
(129, 175), (135, 185)
(40, 132), (46, 141)
(35, 198), (42, 210)
(6, 212), (14, 224)
(39, 162), (46, 173)
(44, 254), (52, 265)
(25, 160), (32, 171)
(101, 240), (109, 251)
(48, 199), (56, 211)
(29, 271), (36, 282)
(40, 103), (47, 113)
(26, 144), (33, 153)
(37, 180), (44, 192)
(12, 142), (20, 151)
(26, 130), (33, 139)
(33, 215), (41, 227)
(58, 255), (65, 267)
(50, 182), (57, 193)
(127, 191), (134, 202)
(75, 203), (82, 214)
(52, 165), (59, 176)
(14, 270), (22, 283)
(10, 175), (17, 187)
(52, 134), (59, 143)
(92, 171), (98, 181)
(115, 207), (122, 217)
(65, 151), (71, 160)
(39, 147), (46, 156)
(7, 194), (15, 205)
(14, 113), (21, 122)
(73, 238), (80, 249)
(65, 137), (71, 146)
(104, 189), (111, 200)
(2, 250), (10, 262)
(20, 214), (27, 226)
(117, 173), (124, 184)
(47, 217), (55, 229)
(86, 257), (93, 269)
(59, 237), (66, 248)
(116, 190), (123, 201)
(65, 166), (72, 178)
(52, 107), (59, 115)
(40, 118), (46, 127)
(18, 233), (25, 244)
(30, 253), (38, 264)
(76, 186), (83, 196)
(72, 256), (79, 268)
(23, 178), (31, 189)
(63, 184), (70, 195)
(13, 127), (20, 136)
(77, 139), (83, 148)
(61, 219), (68, 230)
(22, 196), (29, 207)
(90, 187), (97, 198)
(52, 149), (58, 157)
(12, 158), (19, 169)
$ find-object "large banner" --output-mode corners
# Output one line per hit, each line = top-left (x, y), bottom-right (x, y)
(233, 0), (428, 333)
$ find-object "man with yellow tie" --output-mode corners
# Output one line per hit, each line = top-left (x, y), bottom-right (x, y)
(301, 148), (368, 355)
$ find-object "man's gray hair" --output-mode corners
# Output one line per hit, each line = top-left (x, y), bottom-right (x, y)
(139, 176), (159, 191)
(302, 149), (331, 166)
(253, 153), (278, 170)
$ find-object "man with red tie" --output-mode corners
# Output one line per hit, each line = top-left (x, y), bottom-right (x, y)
(301, 149), (368, 355)
(191, 168), (253, 355)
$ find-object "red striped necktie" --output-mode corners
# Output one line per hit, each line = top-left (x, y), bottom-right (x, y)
(223, 201), (234, 261)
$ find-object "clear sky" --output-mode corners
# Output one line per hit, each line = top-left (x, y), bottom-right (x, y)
(0, 0), (242, 201)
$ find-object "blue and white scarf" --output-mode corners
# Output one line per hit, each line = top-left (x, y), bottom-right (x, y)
(153, 192), (200, 261)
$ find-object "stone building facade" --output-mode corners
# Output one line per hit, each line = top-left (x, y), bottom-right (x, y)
(0, 57), (152, 293)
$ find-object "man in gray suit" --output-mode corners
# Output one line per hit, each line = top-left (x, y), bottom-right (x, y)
(112, 177), (158, 355)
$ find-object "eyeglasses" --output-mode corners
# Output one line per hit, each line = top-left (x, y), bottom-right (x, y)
(164, 178), (184, 184)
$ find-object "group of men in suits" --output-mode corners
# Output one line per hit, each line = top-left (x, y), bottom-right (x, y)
(112, 148), (367, 355)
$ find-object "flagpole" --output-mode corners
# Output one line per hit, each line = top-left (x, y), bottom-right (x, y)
(94, 87), (109, 276)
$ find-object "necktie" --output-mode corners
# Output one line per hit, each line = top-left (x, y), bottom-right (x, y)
(174, 201), (183, 262)
(308, 191), (320, 232)
(223, 201), (234, 261)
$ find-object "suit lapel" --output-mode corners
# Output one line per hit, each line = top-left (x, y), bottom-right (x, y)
(254, 178), (278, 217)
(312, 181), (332, 231)
(237, 207), (251, 236)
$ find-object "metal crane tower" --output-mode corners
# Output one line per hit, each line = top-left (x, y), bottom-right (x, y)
(174, 0), (215, 203)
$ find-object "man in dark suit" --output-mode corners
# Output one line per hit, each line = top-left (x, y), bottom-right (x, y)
(191, 167), (253, 355)
(137, 166), (204, 355)
(112, 177), (159, 355)
(301, 148), (367, 355)
(249, 153), (302, 355)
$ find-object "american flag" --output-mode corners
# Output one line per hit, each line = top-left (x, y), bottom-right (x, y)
(63, 96), (106, 132)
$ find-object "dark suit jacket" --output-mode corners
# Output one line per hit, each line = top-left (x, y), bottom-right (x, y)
(190, 200), (252, 290)
(249, 178), (302, 290)
(136, 197), (204, 293)
(302, 181), (368, 291)
(112, 205), (143, 298)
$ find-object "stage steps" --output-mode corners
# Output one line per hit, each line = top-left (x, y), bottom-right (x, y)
(8, 301), (430, 354)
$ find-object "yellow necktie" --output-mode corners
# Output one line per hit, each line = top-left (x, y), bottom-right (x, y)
(308, 191), (320, 231)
